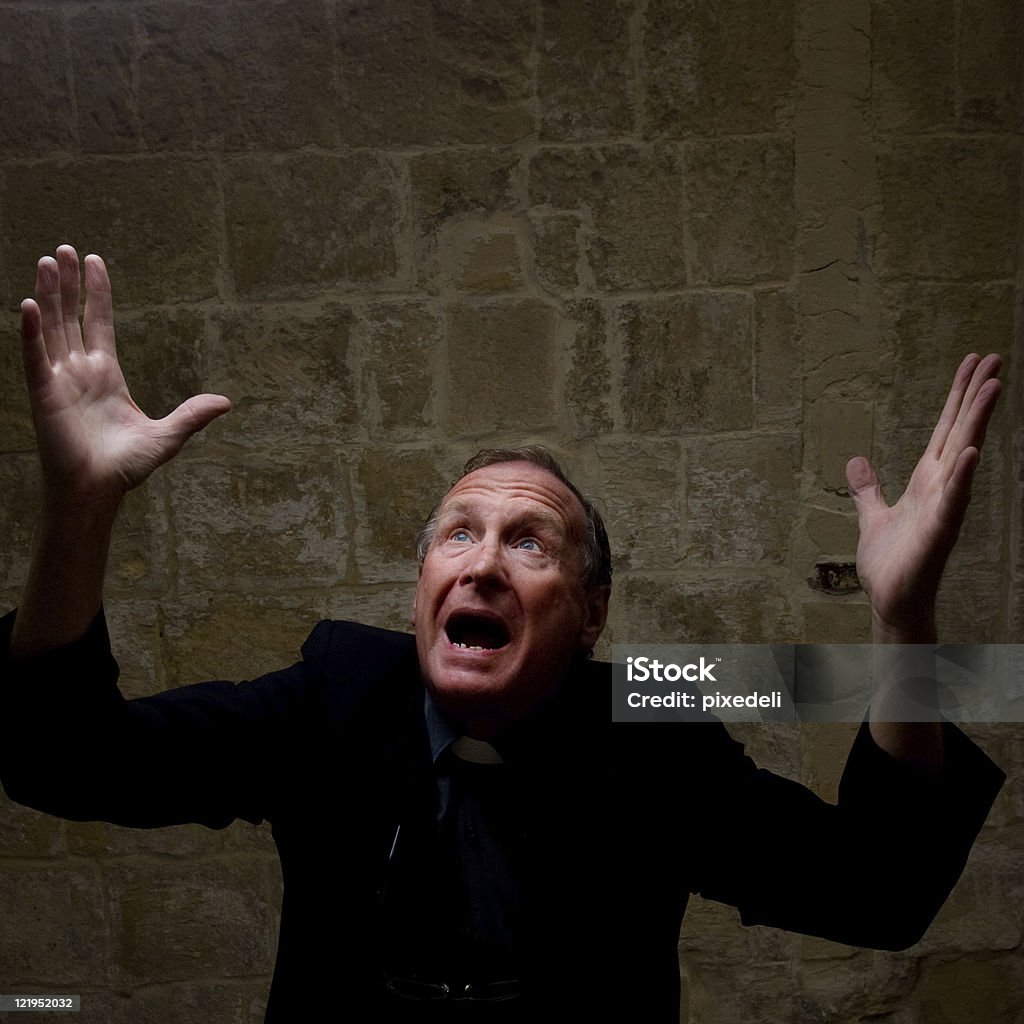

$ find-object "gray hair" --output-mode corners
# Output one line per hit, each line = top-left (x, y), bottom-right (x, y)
(416, 446), (612, 591)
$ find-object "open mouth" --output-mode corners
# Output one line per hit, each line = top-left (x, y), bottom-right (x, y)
(445, 612), (511, 652)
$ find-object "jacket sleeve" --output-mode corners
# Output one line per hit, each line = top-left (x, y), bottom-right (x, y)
(691, 718), (1005, 950)
(0, 608), (332, 830)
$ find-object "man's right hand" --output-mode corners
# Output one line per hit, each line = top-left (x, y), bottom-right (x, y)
(20, 245), (231, 510)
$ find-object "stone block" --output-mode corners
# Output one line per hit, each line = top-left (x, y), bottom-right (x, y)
(104, 484), (170, 599)
(960, 0), (1021, 130)
(531, 213), (584, 294)
(802, 507), (859, 560)
(878, 138), (1020, 280)
(159, 593), (329, 688)
(0, 454), (40, 595)
(0, 10), (76, 156)
(224, 154), (402, 298)
(537, 0), (634, 140)
(530, 145), (687, 290)
(643, 0), (794, 137)
(454, 231), (524, 293)
(353, 447), (450, 583)
(0, 310), (34, 453)
(609, 575), (783, 645)
(0, 799), (64, 858)
(884, 283), (1015, 429)
(681, 959), (796, 1024)
(445, 299), (558, 433)
(872, 0), (956, 131)
(753, 287), (799, 427)
(410, 149), (521, 289)
(336, 0), (534, 146)
(166, 453), (349, 595)
(801, 597), (871, 645)
(728, 720), (804, 778)
(617, 293), (753, 433)
(805, 399), (873, 493)
(66, 819), (225, 860)
(77, 982), (266, 1024)
(359, 301), (442, 432)
(209, 303), (357, 447)
(325, 585), (420, 637)
(679, 892), (798, 964)
(106, 858), (276, 984)
(917, 953), (1024, 1024)
(592, 438), (683, 573)
(963, 724), (1024, 829)
(683, 138), (795, 285)
(685, 434), (799, 567)
(137, 0), (335, 150)
(794, 949), (920, 1019)
(0, 866), (110, 985)
(71, 6), (139, 152)
(798, 721), (860, 799)
(563, 299), (613, 437)
(3, 159), (221, 306)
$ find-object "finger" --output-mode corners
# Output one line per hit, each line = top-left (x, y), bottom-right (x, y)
(157, 394), (232, 448)
(82, 254), (116, 355)
(20, 298), (53, 389)
(55, 244), (84, 353)
(938, 353), (1002, 470)
(35, 255), (70, 363)
(845, 455), (888, 521)
(925, 353), (982, 460)
(937, 446), (980, 534)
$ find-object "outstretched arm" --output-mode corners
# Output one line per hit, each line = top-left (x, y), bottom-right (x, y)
(845, 352), (1003, 768)
(11, 245), (231, 657)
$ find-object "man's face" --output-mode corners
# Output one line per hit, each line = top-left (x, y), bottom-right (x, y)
(412, 462), (608, 737)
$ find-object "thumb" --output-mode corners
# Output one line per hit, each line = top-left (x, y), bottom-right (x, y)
(159, 393), (232, 445)
(845, 455), (887, 520)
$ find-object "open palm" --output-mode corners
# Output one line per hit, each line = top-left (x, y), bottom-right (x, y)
(20, 246), (230, 508)
(846, 353), (1002, 641)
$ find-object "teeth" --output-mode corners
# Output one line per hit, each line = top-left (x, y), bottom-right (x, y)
(453, 642), (487, 651)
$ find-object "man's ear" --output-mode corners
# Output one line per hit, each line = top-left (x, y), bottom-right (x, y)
(410, 570), (422, 628)
(579, 585), (610, 652)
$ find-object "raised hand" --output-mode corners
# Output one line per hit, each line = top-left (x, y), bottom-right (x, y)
(846, 353), (1002, 643)
(20, 245), (231, 509)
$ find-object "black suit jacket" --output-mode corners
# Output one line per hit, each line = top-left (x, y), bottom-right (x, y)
(0, 614), (1006, 1022)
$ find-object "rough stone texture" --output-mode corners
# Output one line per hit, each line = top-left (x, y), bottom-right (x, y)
(137, 0), (336, 152)
(530, 145), (688, 290)
(224, 154), (402, 298)
(618, 293), (754, 432)
(2, 158), (221, 306)
(877, 138), (1020, 281)
(0, 10), (76, 156)
(683, 138), (795, 285)
(336, 0), (535, 146)
(0, 0), (1021, 1020)
(537, 0), (635, 140)
(445, 299), (558, 433)
(643, 0), (795, 137)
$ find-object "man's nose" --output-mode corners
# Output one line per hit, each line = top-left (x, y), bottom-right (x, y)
(460, 538), (506, 587)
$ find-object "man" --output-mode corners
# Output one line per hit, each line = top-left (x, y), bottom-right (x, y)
(1, 246), (1007, 1020)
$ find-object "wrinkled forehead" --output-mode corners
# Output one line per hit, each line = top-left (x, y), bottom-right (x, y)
(437, 462), (588, 541)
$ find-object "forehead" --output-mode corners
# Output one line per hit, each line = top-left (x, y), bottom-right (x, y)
(437, 462), (587, 536)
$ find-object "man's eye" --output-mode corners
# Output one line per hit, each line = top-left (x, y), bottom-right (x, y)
(449, 529), (471, 543)
(516, 537), (541, 551)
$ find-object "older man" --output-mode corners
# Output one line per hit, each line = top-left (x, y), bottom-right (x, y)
(1, 247), (1006, 1021)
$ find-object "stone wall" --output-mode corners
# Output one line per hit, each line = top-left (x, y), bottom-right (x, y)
(1, 1), (1021, 1021)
